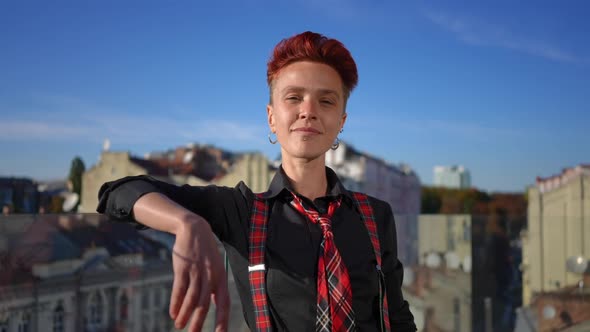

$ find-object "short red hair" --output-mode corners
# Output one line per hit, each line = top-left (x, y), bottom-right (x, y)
(267, 31), (358, 101)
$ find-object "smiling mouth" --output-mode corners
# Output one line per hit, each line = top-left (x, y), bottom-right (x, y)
(291, 127), (321, 134)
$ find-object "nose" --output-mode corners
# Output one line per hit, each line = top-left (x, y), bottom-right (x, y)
(298, 99), (318, 120)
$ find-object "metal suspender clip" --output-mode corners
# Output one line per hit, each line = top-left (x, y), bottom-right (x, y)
(248, 264), (266, 272)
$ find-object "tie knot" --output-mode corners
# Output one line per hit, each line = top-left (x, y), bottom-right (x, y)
(289, 192), (342, 232)
(317, 216), (332, 231)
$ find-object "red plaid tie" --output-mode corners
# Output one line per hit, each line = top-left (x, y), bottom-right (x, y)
(290, 193), (356, 332)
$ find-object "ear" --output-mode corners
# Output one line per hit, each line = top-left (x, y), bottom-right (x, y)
(267, 104), (276, 133)
(340, 112), (347, 131)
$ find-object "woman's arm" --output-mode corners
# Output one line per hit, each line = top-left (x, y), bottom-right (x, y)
(136, 193), (230, 331)
(97, 175), (247, 240)
(97, 176), (237, 332)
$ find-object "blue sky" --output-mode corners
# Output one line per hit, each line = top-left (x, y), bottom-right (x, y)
(1, 1), (588, 192)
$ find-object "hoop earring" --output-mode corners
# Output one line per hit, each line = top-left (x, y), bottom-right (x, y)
(268, 132), (278, 144)
(331, 137), (340, 150)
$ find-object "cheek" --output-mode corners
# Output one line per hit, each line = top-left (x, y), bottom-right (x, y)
(276, 111), (296, 127)
(326, 116), (343, 131)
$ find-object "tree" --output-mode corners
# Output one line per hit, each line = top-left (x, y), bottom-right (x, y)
(68, 156), (86, 208)
(421, 187), (442, 213)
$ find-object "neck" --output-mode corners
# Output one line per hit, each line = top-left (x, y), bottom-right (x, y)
(281, 153), (327, 201)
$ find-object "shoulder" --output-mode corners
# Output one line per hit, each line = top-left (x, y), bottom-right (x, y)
(348, 191), (395, 231)
(349, 191), (393, 217)
(235, 180), (257, 211)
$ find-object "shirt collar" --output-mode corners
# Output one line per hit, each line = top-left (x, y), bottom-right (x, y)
(261, 165), (352, 203)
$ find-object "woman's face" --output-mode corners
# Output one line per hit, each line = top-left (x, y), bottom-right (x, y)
(267, 61), (347, 161)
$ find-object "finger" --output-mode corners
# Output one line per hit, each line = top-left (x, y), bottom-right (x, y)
(189, 272), (213, 332)
(169, 261), (189, 319)
(175, 273), (201, 330)
(214, 277), (230, 332)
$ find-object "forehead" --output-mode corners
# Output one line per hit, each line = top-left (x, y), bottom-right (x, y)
(272, 61), (343, 95)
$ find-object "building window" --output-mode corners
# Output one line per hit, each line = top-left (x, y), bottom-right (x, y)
(119, 292), (129, 322)
(18, 313), (30, 332)
(463, 221), (471, 242)
(141, 314), (151, 331)
(86, 291), (104, 330)
(0, 319), (9, 332)
(142, 288), (150, 310)
(0, 188), (13, 207)
(53, 302), (65, 332)
(154, 287), (162, 308)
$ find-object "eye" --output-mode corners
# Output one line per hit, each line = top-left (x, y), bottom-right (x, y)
(285, 95), (301, 102)
(320, 99), (335, 105)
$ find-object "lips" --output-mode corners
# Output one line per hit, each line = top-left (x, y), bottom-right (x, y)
(291, 127), (321, 134)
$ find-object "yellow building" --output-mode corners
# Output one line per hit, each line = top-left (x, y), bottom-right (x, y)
(418, 214), (472, 271)
(81, 149), (274, 213)
(522, 165), (590, 305)
(213, 153), (274, 193)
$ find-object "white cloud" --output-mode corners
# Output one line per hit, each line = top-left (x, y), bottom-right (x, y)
(0, 96), (267, 146)
(423, 9), (587, 64)
(0, 120), (91, 140)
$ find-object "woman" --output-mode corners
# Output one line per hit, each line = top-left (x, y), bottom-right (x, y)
(97, 31), (416, 332)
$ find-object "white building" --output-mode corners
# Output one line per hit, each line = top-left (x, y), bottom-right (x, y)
(0, 214), (173, 332)
(326, 141), (421, 265)
(0, 213), (250, 332)
(433, 165), (471, 189)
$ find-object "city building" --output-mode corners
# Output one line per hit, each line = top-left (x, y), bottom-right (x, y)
(514, 281), (590, 332)
(325, 141), (421, 265)
(81, 144), (275, 213)
(36, 179), (69, 213)
(418, 212), (525, 331)
(0, 214), (174, 332)
(433, 165), (471, 189)
(0, 177), (39, 214)
(418, 214), (472, 272)
(522, 164), (590, 305)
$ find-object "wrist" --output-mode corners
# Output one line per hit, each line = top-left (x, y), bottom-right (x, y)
(173, 213), (210, 235)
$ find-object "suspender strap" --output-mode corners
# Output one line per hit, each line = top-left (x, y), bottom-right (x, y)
(248, 192), (391, 331)
(248, 194), (273, 332)
(351, 192), (391, 332)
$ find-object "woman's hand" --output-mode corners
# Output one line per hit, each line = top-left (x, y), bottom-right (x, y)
(169, 215), (230, 332)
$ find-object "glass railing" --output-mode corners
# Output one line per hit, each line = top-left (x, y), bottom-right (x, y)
(0, 213), (588, 332)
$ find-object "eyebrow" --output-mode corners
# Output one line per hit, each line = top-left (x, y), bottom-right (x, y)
(280, 86), (341, 98)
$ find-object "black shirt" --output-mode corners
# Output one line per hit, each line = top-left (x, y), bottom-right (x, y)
(97, 166), (416, 331)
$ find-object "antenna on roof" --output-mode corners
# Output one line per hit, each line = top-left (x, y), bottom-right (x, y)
(62, 192), (79, 212)
(103, 139), (111, 152)
(444, 251), (461, 270)
(425, 252), (442, 269)
(542, 305), (556, 319)
(183, 151), (194, 164)
(566, 255), (589, 275)
(565, 255), (590, 290)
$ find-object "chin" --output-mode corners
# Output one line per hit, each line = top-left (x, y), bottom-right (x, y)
(284, 143), (329, 161)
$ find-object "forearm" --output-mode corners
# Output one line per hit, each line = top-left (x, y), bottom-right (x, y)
(97, 177), (246, 241)
(133, 192), (204, 235)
